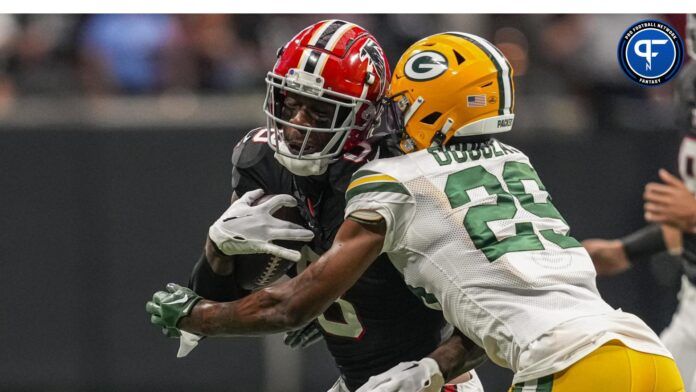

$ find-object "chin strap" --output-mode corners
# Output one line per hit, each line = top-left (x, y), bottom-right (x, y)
(274, 140), (330, 176)
(430, 118), (455, 148)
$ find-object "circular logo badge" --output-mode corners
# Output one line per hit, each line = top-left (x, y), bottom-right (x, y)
(404, 51), (449, 81)
(618, 20), (684, 86)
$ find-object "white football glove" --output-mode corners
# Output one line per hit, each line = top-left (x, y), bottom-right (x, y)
(208, 189), (314, 262)
(356, 358), (444, 392)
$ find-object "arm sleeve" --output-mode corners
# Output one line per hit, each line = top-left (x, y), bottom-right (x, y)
(620, 224), (667, 261)
(344, 168), (415, 253)
(188, 252), (250, 301)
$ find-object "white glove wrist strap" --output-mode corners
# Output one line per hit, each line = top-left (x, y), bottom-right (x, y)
(420, 358), (445, 392)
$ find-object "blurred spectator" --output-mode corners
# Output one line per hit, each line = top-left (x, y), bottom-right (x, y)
(0, 13), (684, 137)
(8, 15), (81, 96)
(79, 14), (183, 95)
(177, 15), (262, 92)
(0, 15), (18, 114)
(0, 14), (18, 67)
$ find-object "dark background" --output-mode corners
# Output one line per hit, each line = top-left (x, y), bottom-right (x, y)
(0, 13), (689, 392)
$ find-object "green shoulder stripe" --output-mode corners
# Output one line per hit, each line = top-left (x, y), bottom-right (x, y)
(350, 169), (383, 182)
(345, 181), (410, 202)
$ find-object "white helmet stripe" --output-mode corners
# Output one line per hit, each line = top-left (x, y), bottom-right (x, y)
(450, 32), (513, 115)
(298, 49), (311, 70)
(308, 20), (334, 46)
(324, 22), (356, 51)
(316, 22), (356, 77)
(304, 20), (354, 76)
(299, 20), (333, 70)
(314, 53), (330, 75)
(460, 32), (512, 115)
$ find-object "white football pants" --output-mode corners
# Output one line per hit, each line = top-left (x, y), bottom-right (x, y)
(660, 276), (696, 392)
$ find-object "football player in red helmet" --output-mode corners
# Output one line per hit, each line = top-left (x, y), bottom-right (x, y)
(264, 20), (389, 176)
(149, 21), (484, 392)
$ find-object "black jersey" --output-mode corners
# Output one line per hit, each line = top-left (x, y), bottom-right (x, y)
(192, 128), (445, 391)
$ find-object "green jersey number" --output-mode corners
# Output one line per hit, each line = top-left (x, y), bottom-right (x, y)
(445, 161), (581, 262)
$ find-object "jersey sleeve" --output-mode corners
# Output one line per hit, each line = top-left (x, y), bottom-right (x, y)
(230, 128), (268, 197)
(344, 167), (416, 253)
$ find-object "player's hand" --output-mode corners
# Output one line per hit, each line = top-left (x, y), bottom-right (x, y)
(581, 239), (631, 276)
(283, 320), (323, 349)
(644, 169), (696, 232)
(356, 358), (444, 392)
(146, 283), (202, 335)
(208, 189), (315, 262)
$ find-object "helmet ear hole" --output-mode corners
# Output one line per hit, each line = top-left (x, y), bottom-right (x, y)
(420, 112), (442, 125)
(453, 50), (465, 65)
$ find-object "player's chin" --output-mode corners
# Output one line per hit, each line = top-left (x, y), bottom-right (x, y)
(288, 143), (319, 155)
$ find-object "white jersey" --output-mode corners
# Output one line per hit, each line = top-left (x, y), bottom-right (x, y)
(344, 139), (671, 383)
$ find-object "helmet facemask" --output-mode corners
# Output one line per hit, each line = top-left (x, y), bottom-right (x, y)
(264, 69), (377, 175)
(386, 92), (419, 153)
(387, 90), (456, 153)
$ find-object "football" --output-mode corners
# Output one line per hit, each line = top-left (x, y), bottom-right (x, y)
(233, 194), (307, 290)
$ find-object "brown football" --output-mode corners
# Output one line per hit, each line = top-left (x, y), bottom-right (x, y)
(233, 194), (307, 290)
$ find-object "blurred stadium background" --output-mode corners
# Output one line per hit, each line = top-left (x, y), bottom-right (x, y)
(0, 14), (689, 391)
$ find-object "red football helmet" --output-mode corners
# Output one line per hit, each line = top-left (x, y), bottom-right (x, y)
(264, 20), (390, 175)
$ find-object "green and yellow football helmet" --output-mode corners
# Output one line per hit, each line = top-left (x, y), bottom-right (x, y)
(388, 32), (515, 152)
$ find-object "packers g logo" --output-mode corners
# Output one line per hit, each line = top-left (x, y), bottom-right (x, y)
(404, 51), (448, 81)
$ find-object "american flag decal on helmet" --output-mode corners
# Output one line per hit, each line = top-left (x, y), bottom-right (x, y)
(467, 95), (487, 107)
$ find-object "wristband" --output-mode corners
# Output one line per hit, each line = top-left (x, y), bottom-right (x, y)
(620, 224), (666, 261)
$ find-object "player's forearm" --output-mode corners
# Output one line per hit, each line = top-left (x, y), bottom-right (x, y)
(182, 252), (356, 336)
(180, 220), (385, 337)
(428, 329), (486, 381)
(180, 289), (301, 336)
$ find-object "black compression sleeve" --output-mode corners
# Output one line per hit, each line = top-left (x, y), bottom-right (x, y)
(620, 224), (667, 262)
(188, 252), (250, 301)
